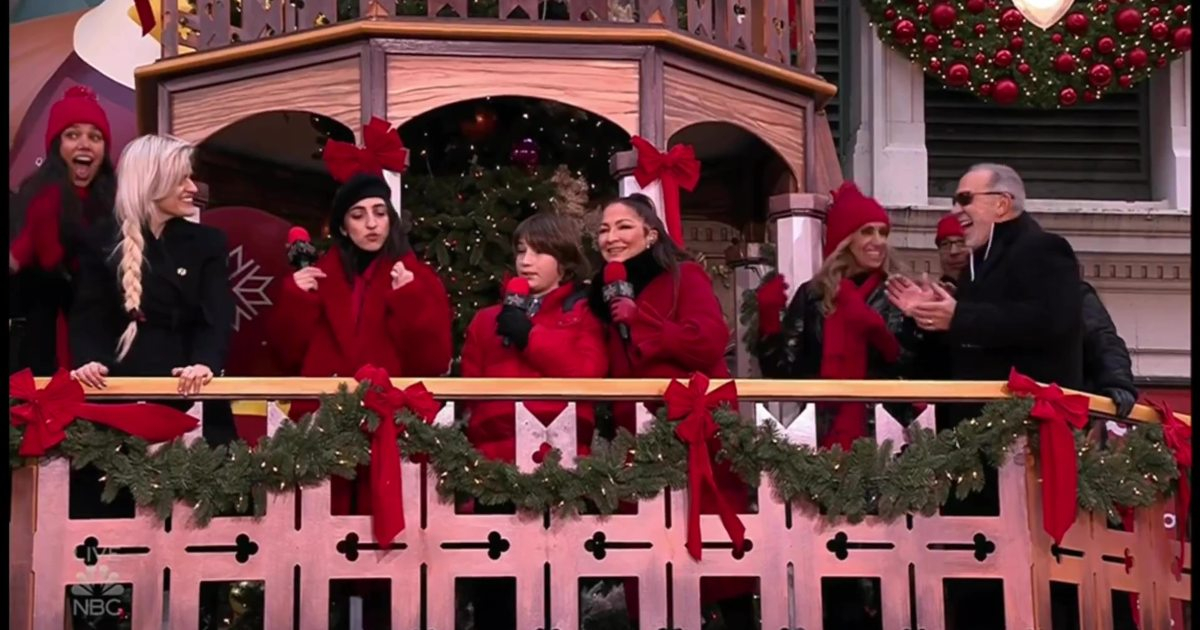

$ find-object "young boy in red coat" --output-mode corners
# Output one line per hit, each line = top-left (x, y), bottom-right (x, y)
(268, 172), (453, 515)
(461, 213), (607, 465)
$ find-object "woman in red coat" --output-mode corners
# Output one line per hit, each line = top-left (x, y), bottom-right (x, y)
(9, 86), (116, 375)
(586, 194), (754, 625)
(461, 213), (607, 466)
(267, 172), (453, 515)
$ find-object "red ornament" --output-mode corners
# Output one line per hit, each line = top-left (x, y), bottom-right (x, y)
(884, 7), (897, 20)
(1081, 46), (1094, 59)
(1174, 26), (1192, 50)
(979, 82), (994, 96)
(1150, 21), (1170, 40)
(1147, 6), (1161, 17)
(1114, 7), (1143, 33)
(930, 3), (957, 29)
(1051, 33), (1064, 44)
(916, 3), (929, 15)
(946, 62), (971, 86)
(1129, 47), (1149, 66)
(1018, 62), (1032, 74)
(1114, 56), (1127, 68)
(894, 19), (917, 43)
(1156, 55), (1169, 67)
(1054, 52), (1078, 73)
(974, 52), (988, 65)
(1175, 5), (1188, 18)
(999, 8), (1024, 30)
(1084, 90), (1098, 102)
(993, 78), (1020, 105)
(1089, 63), (1114, 86)
(1010, 35), (1024, 49)
(953, 38), (965, 48)
(924, 34), (942, 52)
(1065, 12), (1090, 34)
(1094, 3), (1109, 14)
(1059, 87), (1079, 106)
(994, 49), (1014, 67)
(930, 58), (943, 71)
(460, 106), (498, 142)
(966, 0), (986, 13)
(1118, 74), (1134, 88)
(1096, 36), (1116, 54)
(975, 23), (988, 35)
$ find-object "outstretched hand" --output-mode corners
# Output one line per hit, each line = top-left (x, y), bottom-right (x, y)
(886, 273), (936, 317)
(911, 282), (957, 331)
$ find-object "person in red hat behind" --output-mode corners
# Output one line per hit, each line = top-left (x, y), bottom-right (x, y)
(933, 212), (970, 291)
(754, 181), (922, 449)
(9, 86), (116, 375)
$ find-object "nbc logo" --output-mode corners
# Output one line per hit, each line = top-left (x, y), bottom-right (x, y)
(70, 565), (128, 621)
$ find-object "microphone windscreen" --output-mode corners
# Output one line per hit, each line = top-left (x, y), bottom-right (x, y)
(287, 226), (311, 245)
(505, 277), (531, 297)
(603, 262), (627, 284)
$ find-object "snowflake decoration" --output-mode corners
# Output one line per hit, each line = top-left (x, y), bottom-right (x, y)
(227, 245), (274, 332)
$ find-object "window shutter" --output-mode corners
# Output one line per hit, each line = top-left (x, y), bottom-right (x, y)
(814, 0), (848, 160)
(925, 77), (1152, 201)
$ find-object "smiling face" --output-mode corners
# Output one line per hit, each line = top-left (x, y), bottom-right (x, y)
(343, 196), (391, 252)
(845, 221), (890, 271)
(954, 169), (1014, 249)
(58, 123), (105, 187)
(515, 238), (564, 296)
(597, 202), (656, 263)
(155, 174), (199, 219)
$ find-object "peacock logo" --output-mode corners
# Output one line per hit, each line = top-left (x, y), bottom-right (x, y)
(70, 564), (129, 622)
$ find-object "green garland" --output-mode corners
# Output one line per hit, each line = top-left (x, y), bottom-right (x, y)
(9, 387), (1181, 526)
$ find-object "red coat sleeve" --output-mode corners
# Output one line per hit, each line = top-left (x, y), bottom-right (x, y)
(631, 263), (730, 371)
(523, 306), (609, 378)
(383, 255), (453, 377)
(266, 273), (321, 373)
(10, 187), (64, 270)
(459, 309), (489, 378)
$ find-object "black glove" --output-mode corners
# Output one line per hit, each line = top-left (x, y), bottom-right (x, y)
(1104, 387), (1137, 419)
(496, 305), (533, 350)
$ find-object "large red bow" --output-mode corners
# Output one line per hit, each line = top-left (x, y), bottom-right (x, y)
(134, 0), (156, 36)
(631, 136), (700, 249)
(663, 373), (746, 560)
(1007, 368), (1090, 545)
(9, 369), (198, 458)
(354, 365), (439, 549)
(1146, 398), (1191, 578)
(324, 117), (409, 183)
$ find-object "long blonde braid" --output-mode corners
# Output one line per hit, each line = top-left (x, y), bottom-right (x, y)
(111, 135), (196, 362)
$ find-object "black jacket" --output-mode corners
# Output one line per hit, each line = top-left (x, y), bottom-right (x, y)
(929, 213), (1084, 425)
(1080, 281), (1136, 396)
(70, 218), (235, 376)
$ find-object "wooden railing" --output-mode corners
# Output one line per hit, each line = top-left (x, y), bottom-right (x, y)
(10, 378), (1191, 630)
(160, 0), (817, 71)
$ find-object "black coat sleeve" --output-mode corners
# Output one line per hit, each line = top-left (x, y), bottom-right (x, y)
(948, 231), (1083, 349)
(1080, 282), (1136, 395)
(69, 232), (121, 368)
(188, 229), (235, 374)
(756, 282), (819, 379)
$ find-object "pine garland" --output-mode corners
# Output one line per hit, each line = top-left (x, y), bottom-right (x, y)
(9, 386), (1182, 527)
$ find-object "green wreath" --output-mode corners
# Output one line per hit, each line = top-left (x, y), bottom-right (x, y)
(8, 384), (1181, 527)
(858, 0), (1192, 107)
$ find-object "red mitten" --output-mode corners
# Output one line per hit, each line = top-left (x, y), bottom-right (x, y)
(835, 280), (901, 362)
(610, 297), (637, 325)
(755, 275), (789, 337)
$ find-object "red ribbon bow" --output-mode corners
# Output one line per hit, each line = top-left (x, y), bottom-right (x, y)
(1006, 368), (1090, 545)
(1146, 398), (1191, 578)
(354, 365), (439, 549)
(630, 136), (701, 249)
(9, 369), (198, 458)
(134, 0), (156, 36)
(323, 117), (410, 183)
(663, 373), (746, 560)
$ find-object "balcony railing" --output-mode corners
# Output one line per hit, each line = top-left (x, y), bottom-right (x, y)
(9, 378), (1191, 629)
(159, 0), (819, 72)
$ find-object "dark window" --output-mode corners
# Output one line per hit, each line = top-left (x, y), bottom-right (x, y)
(814, 0), (852, 165)
(925, 78), (1152, 201)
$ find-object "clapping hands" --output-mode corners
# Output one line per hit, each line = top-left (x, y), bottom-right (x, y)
(886, 273), (957, 331)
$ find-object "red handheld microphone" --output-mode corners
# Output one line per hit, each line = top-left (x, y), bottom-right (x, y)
(602, 262), (634, 342)
(501, 277), (532, 347)
(285, 226), (318, 269)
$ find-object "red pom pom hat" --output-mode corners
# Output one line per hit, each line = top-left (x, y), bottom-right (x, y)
(822, 181), (891, 260)
(45, 86), (113, 155)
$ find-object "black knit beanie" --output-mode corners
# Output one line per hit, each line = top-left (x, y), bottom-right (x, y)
(329, 173), (392, 233)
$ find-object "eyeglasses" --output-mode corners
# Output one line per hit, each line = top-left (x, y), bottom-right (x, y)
(953, 191), (1010, 207)
(937, 239), (967, 253)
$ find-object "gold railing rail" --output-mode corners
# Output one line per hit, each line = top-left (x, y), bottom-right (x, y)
(33, 377), (1189, 426)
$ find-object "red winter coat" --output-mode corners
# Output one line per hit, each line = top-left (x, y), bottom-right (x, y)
(266, 247), (453, 516)
(460, 282), (608, 464)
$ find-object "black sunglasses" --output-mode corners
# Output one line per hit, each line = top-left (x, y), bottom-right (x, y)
(953, 191), (1010, 207)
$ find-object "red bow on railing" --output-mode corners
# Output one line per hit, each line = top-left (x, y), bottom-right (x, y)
(134, 0), (156, 36)
(630, 136), (700, 249)
(324, 117), (409, 183)
(354, 365), (439, 549)
(9, 369), (198, 457)
(1146, 398), (1191, 579)
(1006, 368), (1090, 545)
(663, 373), (746, 560)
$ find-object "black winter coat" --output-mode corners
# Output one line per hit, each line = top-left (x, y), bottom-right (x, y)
(1080, 281), (1136, 396)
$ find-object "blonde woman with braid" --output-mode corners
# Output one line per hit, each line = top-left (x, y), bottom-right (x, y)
(70, 134), (234, 404)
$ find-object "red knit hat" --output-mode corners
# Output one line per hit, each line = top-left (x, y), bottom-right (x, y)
(823, 181), (890, 259)
(935, 213), (966, 245)
(45, 86), (112, 154)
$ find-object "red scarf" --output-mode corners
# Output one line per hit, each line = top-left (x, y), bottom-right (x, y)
(818, 272), (900, 450)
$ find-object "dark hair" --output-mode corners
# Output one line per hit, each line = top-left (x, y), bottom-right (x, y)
(512, 213), (590, 283)
(10, 137), (116, 256)
(602, 193), (692, 272)
(331, 197), (412, 282)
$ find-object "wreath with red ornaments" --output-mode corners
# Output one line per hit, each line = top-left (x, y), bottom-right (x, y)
(858, 0), (1192, 107)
